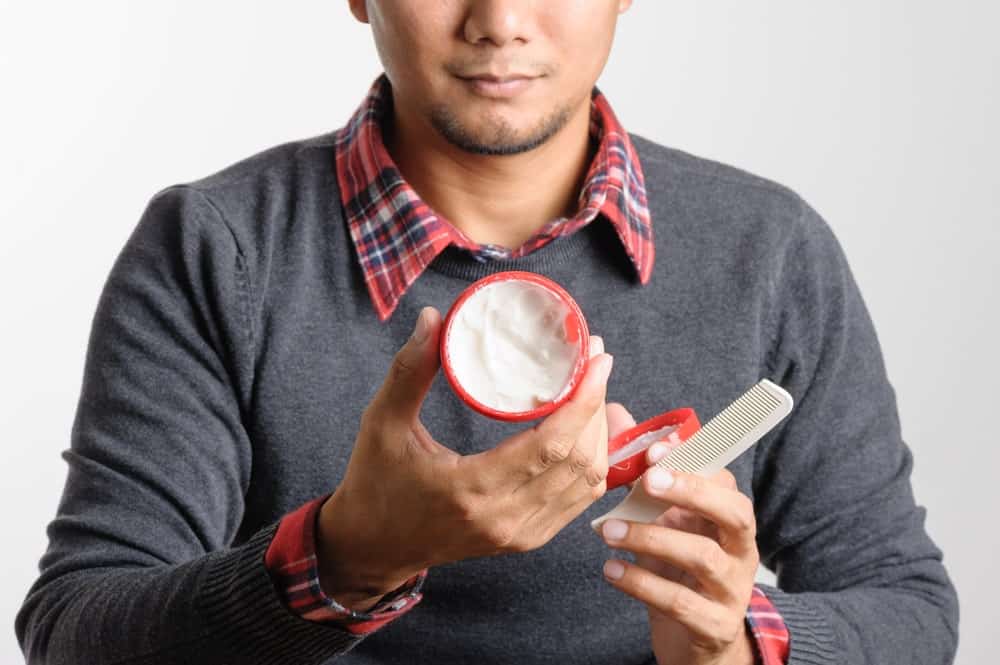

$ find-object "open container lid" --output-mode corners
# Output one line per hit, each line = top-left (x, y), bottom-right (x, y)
(606, 407), (701, 490)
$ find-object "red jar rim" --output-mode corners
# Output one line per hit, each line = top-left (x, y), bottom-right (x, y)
(440, 271), (590, 422)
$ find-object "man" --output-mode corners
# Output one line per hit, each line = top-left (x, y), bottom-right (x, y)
(17, 1), (958, 664)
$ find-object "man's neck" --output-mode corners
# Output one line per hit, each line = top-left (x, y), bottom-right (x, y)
(385, 101), (594, 250)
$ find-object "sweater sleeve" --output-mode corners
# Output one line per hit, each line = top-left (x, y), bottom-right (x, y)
(750, 198), (960, 664)
(15, 186), (365, 664)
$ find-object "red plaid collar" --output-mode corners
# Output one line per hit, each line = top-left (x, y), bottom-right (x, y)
(335, 74), (654, 321)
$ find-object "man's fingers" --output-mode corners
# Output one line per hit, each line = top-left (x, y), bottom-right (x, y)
(645, 440), (671, 465)
(529, 351), (613, 468)
(714, 469), (739, 491)
(371, 307), (442, 425)
(602, 558), (736, 646)
(509, 337), (610, 532)
(600, 520), (736, 601)
(641, 468), (757, 554)
(655, 504), (718, 540)
(574, 335), (609, 470)
(508, 410), (609, 546)
(475, 339), (612, 489)
(516, 412), (610, 528)
(590, 335), (605, 359)
(516, 347), (611, 494)
(500, 349), (611, 508)
(626, 439), (671, 491)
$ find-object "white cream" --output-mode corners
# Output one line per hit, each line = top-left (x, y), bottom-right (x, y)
(608, 424), (682, 466)
(447, 280), (580, 413)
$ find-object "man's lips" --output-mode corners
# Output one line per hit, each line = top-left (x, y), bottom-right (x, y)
(456, 73), (540, 99)
(459, 73), (535, 82)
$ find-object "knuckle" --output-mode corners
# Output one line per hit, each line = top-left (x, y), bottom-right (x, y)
(722, 614), (744, 645)
(632, 575), (656, 600)
(590, 479), (608, 500)
(667, 585), (695, 617)
(697, 542), (728, 579)
(484, 521), (517, 549)
(634, 529), (656, 554)
(389, 349), (417, 382)
(685, 473), (705, 494)
(585, 463), (607, 488)
(703, 615), (737, 649)
(567, 449), (593, 476)
(733, 494), (757, 534)
(676, 472), (699, 495)
(461, 472), (491, 499)
(452, 494), (479, 524)
(717, 469), (738, 489)
(539, 436), (573, 469)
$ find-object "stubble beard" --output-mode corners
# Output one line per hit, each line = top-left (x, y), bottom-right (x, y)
(428, 102), (575, 156)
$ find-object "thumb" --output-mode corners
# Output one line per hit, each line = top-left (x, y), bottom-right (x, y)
(374, 306), (442, 423)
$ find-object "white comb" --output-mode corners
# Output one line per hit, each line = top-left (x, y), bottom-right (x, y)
(591, 379), (794, 530)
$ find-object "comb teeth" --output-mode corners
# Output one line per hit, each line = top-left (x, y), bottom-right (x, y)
(657, 382), (783, 473)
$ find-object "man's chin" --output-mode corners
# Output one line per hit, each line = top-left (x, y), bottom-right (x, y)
(440, 132), (549, 157)
(428, 105), (573, 157)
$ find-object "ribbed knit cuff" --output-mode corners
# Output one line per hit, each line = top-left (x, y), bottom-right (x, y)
(755, 585), (839, 665)
(198, 524), (365, 665)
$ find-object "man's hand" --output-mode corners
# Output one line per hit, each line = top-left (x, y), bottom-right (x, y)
(599, 406), (759, 665)
(317, 306), (613, 611)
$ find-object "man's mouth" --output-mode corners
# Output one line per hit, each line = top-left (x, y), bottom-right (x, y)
(455, 73), (540, 99)
(459, 72), (534, 82)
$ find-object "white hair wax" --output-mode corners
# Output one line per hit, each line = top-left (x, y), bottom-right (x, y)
(441, 272), (589, 421)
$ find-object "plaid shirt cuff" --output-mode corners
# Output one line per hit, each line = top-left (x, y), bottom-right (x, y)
(746, 586), (791, 664)
(264, 495), (426, 635)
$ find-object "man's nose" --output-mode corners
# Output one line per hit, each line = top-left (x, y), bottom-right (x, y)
(462, 0), (532, 48)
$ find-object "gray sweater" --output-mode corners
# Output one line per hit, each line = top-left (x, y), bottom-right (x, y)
(16, 132), (958, 664)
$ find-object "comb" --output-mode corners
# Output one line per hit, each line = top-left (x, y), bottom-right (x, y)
(590, 379), (794, 530)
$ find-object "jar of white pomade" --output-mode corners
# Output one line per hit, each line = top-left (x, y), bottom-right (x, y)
(440, 271), (590, 422)
(439, 270), (704, 489)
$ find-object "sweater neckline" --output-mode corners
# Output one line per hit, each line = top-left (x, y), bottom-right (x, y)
(426, 222), (600, 282)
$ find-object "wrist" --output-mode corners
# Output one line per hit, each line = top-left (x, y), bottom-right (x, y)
(316, 490), (422, 610)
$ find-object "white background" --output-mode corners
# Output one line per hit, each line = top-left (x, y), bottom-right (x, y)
(1, 1), (997, 663)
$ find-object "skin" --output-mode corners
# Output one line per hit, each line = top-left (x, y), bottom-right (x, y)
(323, 3), (757, 663)
(319, 309), (613, 602)
(603, 411), (760, 665)
(346, 0), (629, 248)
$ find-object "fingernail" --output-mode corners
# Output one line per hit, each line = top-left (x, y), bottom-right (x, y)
(647, 443), (668, 463)
(411, 309), (430, 345)
(647, 467), (674, 492)
(603, 560), (625, 580)
(602, 519), (628, 541)
(598, 354), (614, 382)
(590, 336), (605, 358)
